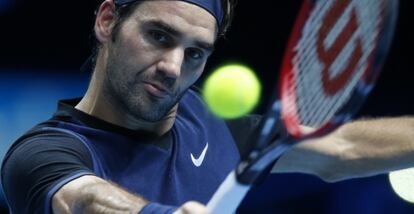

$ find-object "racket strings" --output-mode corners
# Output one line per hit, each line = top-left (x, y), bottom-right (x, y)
(287, 0), (384, 127)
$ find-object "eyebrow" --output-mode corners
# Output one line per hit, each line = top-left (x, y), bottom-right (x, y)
(146, 20), (215, 53)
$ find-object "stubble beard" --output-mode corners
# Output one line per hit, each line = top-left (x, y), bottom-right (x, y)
(103, 57), (185, 122)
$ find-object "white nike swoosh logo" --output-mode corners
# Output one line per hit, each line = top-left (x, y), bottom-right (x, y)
(191, 142), (209, 167)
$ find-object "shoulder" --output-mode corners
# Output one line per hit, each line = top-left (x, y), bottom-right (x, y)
(179, 86), (205, 108)
(1, 122), (95, 214)
(176, 86), (215, 122)
(225, 114), (262, 155)
(3, 118), (87, 163)
(2, 124), (94, 174)
(178, 87), (263, 155)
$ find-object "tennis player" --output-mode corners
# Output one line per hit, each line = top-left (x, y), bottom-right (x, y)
(2, 0), (414, 213)
(1, 0), (245, 213)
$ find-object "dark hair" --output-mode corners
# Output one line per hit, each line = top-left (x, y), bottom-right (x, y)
(89, 0), (237, 68)
(112, 0), (237, 39)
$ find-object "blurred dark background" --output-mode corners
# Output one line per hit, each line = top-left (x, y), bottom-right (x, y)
(1, 0), (413, 213)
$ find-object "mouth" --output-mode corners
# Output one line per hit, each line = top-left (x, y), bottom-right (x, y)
(143, 81), (171, 98)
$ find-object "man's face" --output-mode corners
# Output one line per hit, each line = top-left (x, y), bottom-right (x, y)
(103, 1), (217, 122)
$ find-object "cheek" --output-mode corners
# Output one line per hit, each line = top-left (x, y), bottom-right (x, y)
(192, 63), (206, 80)
(115, 28), (151, 64)
(179, 67), (205, 88)
(192, 69), (204, 83)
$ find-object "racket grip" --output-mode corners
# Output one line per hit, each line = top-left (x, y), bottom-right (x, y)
(207, 170), (250, 213)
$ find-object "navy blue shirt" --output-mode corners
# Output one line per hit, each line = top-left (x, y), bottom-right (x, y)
(2, 88), (260, 214)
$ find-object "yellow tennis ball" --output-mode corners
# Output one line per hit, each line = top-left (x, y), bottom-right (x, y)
(202, 64), (261, 119)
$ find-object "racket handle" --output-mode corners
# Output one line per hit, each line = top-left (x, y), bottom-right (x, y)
(207, 170), (250, 213)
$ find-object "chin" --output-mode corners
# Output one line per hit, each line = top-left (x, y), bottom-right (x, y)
(126, 99), (174, 122)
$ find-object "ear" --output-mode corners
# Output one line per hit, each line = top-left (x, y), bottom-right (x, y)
(94, 0), (117, 44)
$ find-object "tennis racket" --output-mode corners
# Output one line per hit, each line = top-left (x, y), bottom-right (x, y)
(207, 0), (399, 212)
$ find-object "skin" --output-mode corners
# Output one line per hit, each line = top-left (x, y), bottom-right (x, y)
(77, 0), (216, 136)
(273, 117), (414, 182)
(52, 0), (216, 213)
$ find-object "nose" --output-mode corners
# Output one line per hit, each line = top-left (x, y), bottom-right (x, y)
(157, 48), (184, 79)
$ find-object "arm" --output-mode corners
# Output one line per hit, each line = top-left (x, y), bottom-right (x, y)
(1, 133), (208, 214)
(52, 175), (146, 214)
(52, 175), (208, 214)
(272, 117), (414, 182)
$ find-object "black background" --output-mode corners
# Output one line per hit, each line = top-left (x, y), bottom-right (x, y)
(1, 0), (413, 116)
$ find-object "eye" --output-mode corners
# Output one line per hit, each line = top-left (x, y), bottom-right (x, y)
(185, 48), (204, 60)
(148, 30), (172, 46)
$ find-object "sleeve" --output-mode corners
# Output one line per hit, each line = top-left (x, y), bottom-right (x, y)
(1, 131), (95, 214)
(225, 114), (262, 157)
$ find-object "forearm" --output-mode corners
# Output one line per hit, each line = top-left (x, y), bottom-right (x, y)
(52, 175), (147, 214)
(273, 117), (414, 182)
(52, 175), (208, 214)
(337, 117), (414, 171)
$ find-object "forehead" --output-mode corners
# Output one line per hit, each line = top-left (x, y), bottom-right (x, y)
(129, 1), (218, 43)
